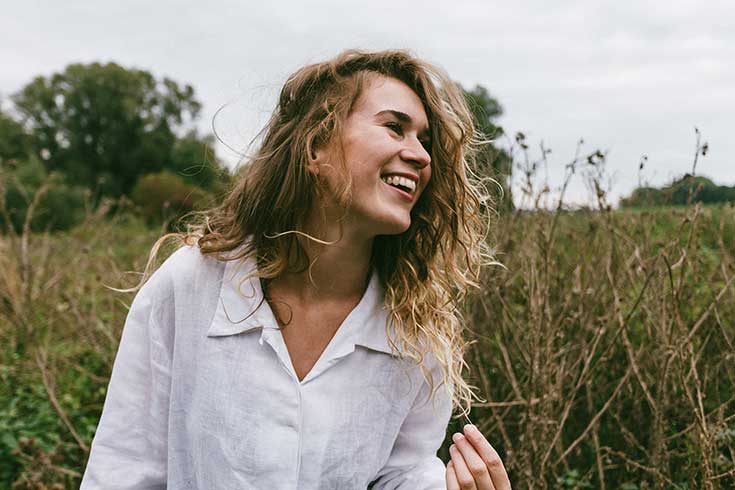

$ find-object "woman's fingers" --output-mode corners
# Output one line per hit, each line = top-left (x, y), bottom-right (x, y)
(446, 425), (512, 490)
(452, 433), (495, 489)
(449, 443), (479, 489)
(446, 461), (461, 490)
(462, 424), (512, 490)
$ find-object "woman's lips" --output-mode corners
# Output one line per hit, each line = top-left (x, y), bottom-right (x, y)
(382, 180), (414, 202)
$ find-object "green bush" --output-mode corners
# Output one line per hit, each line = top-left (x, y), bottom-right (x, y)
(621, 174), (735, 207)
(130, 170), (210, 224)
(0, 157), (88, 233)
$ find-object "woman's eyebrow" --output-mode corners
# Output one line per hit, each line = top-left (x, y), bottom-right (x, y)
(374, 109), (430, 137)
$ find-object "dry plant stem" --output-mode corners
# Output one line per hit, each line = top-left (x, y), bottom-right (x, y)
(35, 348), (90, 453)
(493, 328), (524, 401)
(603, 447), (679, 487)
(691, 126), (702, 177)
(713, 307), (734, 353)
(686, 342), (716, 488)
(14, 449), (82, 478)
(2, 179), (52, 353)
(493, 289), (531, 367)
(473, 398), (543, 408)
(585, 258), (659, 377)
(470, 345), (514, 455)
(674, 203), (701, 301)
(607, 256), (658, 411)
(680, 273), (735, 348)
(586, 384), (606, 490)
(609, 410), (646, 454)
(712, 468), (735, 481)
(556, 365), (633, 465)
(20, 182), (50, 306)
(538, 316), (609, 473)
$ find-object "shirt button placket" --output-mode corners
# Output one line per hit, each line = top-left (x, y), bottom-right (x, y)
(294, 378), (303, 488)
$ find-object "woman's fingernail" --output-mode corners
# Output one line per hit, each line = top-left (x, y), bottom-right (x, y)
(452, 432), (464, 443)
(464, 424), (478, 434)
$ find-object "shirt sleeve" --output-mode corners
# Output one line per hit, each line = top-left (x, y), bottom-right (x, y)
(80, 267), (175, 490)
(370, 357), (453, 490)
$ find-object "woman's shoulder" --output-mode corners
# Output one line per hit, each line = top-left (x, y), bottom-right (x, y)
(160, 242), (218, 273)
(141, 243), (226, 299)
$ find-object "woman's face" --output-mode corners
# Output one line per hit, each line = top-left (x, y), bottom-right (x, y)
(317, 75), (432, 237)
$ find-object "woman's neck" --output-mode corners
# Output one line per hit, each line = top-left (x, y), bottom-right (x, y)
(270, 214), (374, 304)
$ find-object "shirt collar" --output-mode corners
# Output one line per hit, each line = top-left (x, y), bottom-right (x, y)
(206, 246), (396, 356)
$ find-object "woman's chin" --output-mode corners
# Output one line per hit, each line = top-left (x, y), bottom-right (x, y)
(375, 216), (412, 236)
(355, 207), (413, 237)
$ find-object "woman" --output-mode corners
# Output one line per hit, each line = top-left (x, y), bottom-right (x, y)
(81, 49), (511, 489)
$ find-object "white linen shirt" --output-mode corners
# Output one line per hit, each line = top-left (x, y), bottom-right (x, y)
(81, 244), (452, 489)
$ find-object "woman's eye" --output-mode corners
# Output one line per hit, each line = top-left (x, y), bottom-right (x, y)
(385, 122), (404, 135)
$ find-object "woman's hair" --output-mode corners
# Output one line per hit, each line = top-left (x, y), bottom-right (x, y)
(129, 49), (495, 416)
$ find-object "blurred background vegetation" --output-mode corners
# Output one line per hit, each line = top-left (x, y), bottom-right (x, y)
(1, 63), (733, 489)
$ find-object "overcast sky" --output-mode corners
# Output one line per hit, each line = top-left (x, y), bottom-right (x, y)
(3, 0), (733, 206)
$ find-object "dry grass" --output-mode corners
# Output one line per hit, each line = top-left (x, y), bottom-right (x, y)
(445, 136), (735, 489)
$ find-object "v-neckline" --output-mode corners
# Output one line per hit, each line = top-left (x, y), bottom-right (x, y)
(259, 275), (377, 384)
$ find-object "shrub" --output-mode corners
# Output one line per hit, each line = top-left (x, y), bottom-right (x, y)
(130, 170), (210, 225)
(0, 157), (88, 233)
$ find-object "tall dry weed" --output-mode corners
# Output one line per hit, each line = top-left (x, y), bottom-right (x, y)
(0, 177), (159, 488)
(454, 132), (735, 488)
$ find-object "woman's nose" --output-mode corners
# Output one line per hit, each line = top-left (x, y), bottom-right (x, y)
(400, 138), (431, 169)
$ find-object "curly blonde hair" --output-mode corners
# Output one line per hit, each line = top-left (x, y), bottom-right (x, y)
(130, 49), (494, 416)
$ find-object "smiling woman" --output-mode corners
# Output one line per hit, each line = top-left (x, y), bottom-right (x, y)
(80, 49), (511, 489)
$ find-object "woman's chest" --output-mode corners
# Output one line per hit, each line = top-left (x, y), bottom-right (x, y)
(272, 297), (362, 382)
(166, 331), (420, 487)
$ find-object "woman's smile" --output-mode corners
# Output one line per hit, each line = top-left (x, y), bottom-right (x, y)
(380, 173), (418, 202)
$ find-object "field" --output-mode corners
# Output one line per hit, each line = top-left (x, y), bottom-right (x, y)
(1, 198), (734, 489)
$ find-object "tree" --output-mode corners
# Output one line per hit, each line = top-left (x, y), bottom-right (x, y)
(460, 84), (514, 212)
(11, 62), (212, 199)
(170, 130), (228, 192)
(0, 109), (31, 166)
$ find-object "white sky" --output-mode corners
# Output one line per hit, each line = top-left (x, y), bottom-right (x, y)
(3, 0), (733, 206)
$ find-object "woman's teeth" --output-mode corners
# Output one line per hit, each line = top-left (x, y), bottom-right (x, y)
(381, 175), (416, 192)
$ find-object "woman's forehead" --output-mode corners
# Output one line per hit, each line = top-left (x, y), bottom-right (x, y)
(354, 75), (429, 128)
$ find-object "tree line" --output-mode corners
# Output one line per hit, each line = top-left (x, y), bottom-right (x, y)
(0, 62), (234, 232)
(620, 174), (735, 207)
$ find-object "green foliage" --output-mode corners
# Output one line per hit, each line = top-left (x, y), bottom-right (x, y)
(460, 84), (514, 212)
(0, 110), (31, 165)
(621, 174), (735, 207)
(170, 130), (232, 193)
(556, 469), (593, 489)
(0, 361), (63, 486)
(0, 214), (161, 488)
(131, 170), (210, 224)
(0, 157), (88, 232)
(10, 62), (224, 200)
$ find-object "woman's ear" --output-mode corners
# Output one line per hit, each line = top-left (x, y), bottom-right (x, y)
(307, 144), (323, 176)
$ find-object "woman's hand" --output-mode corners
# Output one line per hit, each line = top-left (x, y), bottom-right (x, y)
(445, 424), (511, 490)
